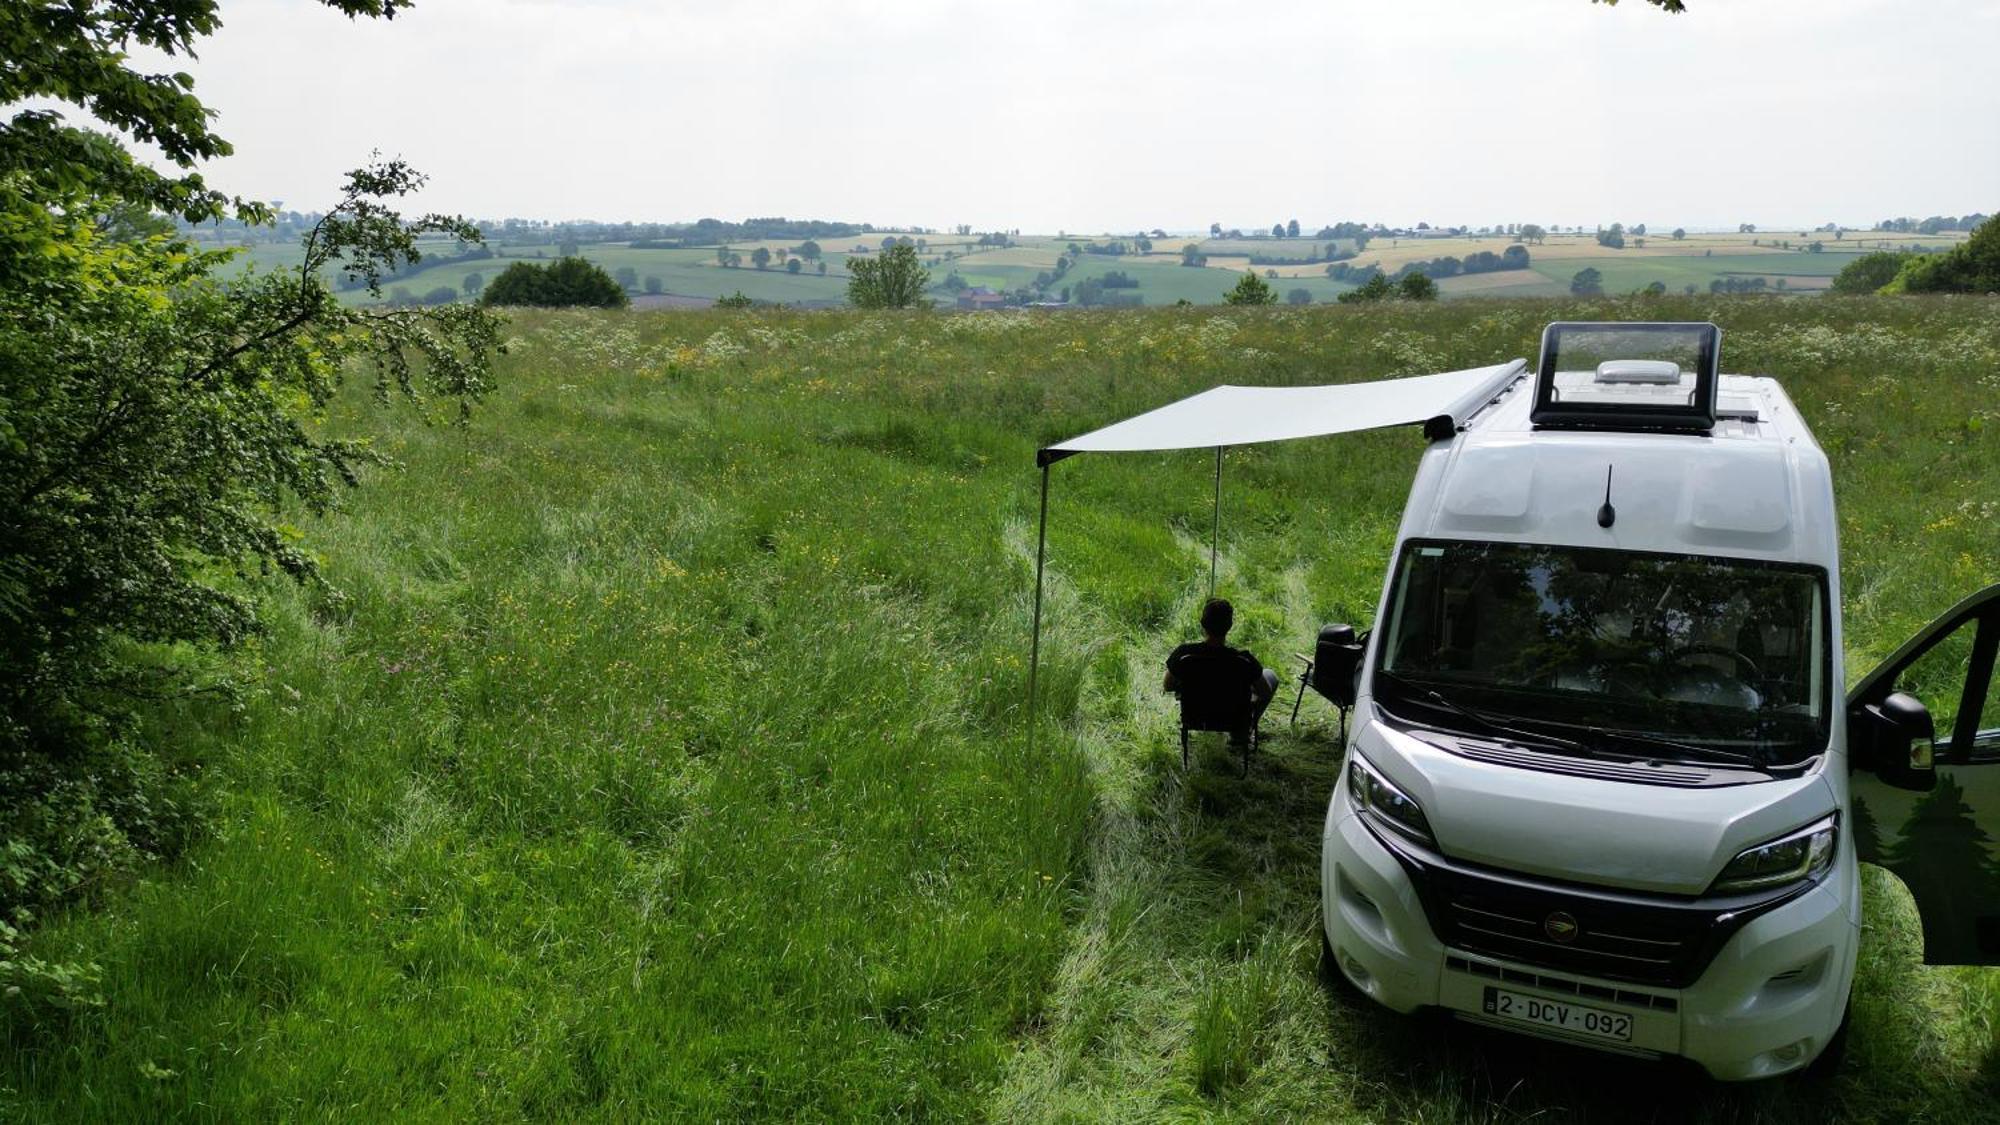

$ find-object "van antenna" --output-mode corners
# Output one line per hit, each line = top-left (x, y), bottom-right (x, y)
(1597, 465), (1616, 529)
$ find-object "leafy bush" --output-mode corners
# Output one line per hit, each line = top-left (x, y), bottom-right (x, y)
(0, 3), (502, 997)
(479, 258), (630, 308)
(1830, 252), (1911, 295)
(1223, 271), (1276, 305)
(1336, 273), (1396, 303)
(1887, 213), (2000, 294)
(1, 165), (501, 941)
(1, 915), (105, 1025)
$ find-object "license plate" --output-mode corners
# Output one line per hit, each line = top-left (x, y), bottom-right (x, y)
(1482, 987), (1633, 1043)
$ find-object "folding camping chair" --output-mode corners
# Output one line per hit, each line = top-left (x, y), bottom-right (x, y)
(1170, 647), (1262, 777)
(1291, 624), (1366, 743)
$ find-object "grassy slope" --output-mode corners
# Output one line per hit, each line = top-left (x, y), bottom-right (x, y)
(5, 299), (1997, 1121)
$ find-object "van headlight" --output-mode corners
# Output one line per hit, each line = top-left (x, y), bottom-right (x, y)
(1347, 755), (1435, 846)
(1710, 815), (1838, 895)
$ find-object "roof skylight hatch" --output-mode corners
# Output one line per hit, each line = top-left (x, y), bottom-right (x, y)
(1531, 321), (1721, 432)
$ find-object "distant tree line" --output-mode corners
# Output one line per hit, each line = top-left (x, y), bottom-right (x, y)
(176, 208), (327, 247)
(1326, 245), (1530, 286)
(1080, 238), (1151, 255)
(489, 216), (872, 251)
(1400, 246), (1529, 280)
(1709, 276), (1772, 294)
(385, 284), (469, 308)
(1249, 243), (1355, 266)
(1873, 214), (1989, 235)
(1073, 274), (1143, 307)
(338, 243), (493, 292)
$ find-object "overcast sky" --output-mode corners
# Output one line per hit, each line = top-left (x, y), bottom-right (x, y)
(121, 0), (1999, 232)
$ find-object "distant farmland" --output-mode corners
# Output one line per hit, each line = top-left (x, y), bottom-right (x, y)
(204, 227), (1972, 308)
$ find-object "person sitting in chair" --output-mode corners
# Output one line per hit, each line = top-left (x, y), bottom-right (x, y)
(1164, 598), (1279, 747)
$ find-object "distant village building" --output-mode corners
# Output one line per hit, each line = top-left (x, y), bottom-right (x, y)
(956, 286), (1006, 310)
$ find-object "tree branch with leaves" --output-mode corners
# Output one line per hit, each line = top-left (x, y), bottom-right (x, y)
(0, 2), (502, 998)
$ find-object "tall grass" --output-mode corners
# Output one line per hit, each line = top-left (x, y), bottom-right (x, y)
(3, 297), (1997, 1120)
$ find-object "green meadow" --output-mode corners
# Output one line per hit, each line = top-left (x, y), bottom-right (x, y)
(7, 298), (1997, 1121)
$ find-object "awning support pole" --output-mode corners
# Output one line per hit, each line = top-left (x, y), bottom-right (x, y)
(1209, 445), (1222, 598)
(1027, 463), (1051, 748)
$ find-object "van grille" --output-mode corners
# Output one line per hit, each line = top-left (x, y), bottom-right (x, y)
(1435, 872), (1712, 988)
(1358, 815), (1810, 991)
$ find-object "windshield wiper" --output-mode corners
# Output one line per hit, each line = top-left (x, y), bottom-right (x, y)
(1377, 670), (1599, 757)
(1513, 714), (1775, 772)
(1379, 670), (1776, 772)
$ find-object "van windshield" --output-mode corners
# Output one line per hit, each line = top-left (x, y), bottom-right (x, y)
(1377, 539), (1830, 764)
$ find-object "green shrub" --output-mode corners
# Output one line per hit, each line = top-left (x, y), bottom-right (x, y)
(1831, 251), (1914, 295)
(1886, 213), (2000, 294)
(1336, 272), (1395, 303)
(1397, 272), (1439, 301)
(0, 3), (503, 1029)
(1223, 271), (1276, 305)
(479, 258), (630, 308)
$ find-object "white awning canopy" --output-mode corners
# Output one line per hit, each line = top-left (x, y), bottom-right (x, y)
(1024, 356), (1530, 740)
(1038, 359), (1527, 465)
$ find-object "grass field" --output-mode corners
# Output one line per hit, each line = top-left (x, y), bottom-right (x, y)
(4, 297), (1997, 1120)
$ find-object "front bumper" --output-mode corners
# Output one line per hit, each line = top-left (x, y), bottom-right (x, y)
(1321, 800), (1857, 1080)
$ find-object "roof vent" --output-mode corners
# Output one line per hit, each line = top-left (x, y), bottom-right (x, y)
(1595, 359), (1681, 385)
(1531, 322), (1720, 433)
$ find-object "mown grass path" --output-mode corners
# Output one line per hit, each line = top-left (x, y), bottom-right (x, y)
(4, 299), (1998, 1121)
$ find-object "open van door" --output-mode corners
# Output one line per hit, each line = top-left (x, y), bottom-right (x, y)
(1848, 584), (2000, 964)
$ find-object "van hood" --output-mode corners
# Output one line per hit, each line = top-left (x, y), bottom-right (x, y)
(1357, 717), (1835, 896)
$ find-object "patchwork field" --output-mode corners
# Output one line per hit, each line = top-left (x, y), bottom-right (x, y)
(7, 297), (1998, 1121)
(202, 227), (1973, 309)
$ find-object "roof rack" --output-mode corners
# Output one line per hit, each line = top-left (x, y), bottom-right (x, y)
(1530, 321), (1721, 433)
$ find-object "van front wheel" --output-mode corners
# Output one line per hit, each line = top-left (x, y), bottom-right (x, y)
(1801, 1003), (1851, 1078)
(1318, 917), (1363, 1002)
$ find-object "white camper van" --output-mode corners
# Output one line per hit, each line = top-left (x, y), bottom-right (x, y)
(1317, 321), (2000, 1080)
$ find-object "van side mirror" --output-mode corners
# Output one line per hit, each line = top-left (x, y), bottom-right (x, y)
(1852, 691), (1937, 792)
(1313, 624), (1365, 708)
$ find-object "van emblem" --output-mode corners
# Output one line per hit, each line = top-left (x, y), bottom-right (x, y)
(1544, 912), (1581, 943)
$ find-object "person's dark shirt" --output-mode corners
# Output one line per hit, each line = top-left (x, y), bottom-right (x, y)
(1166, 642), (1270, 701)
